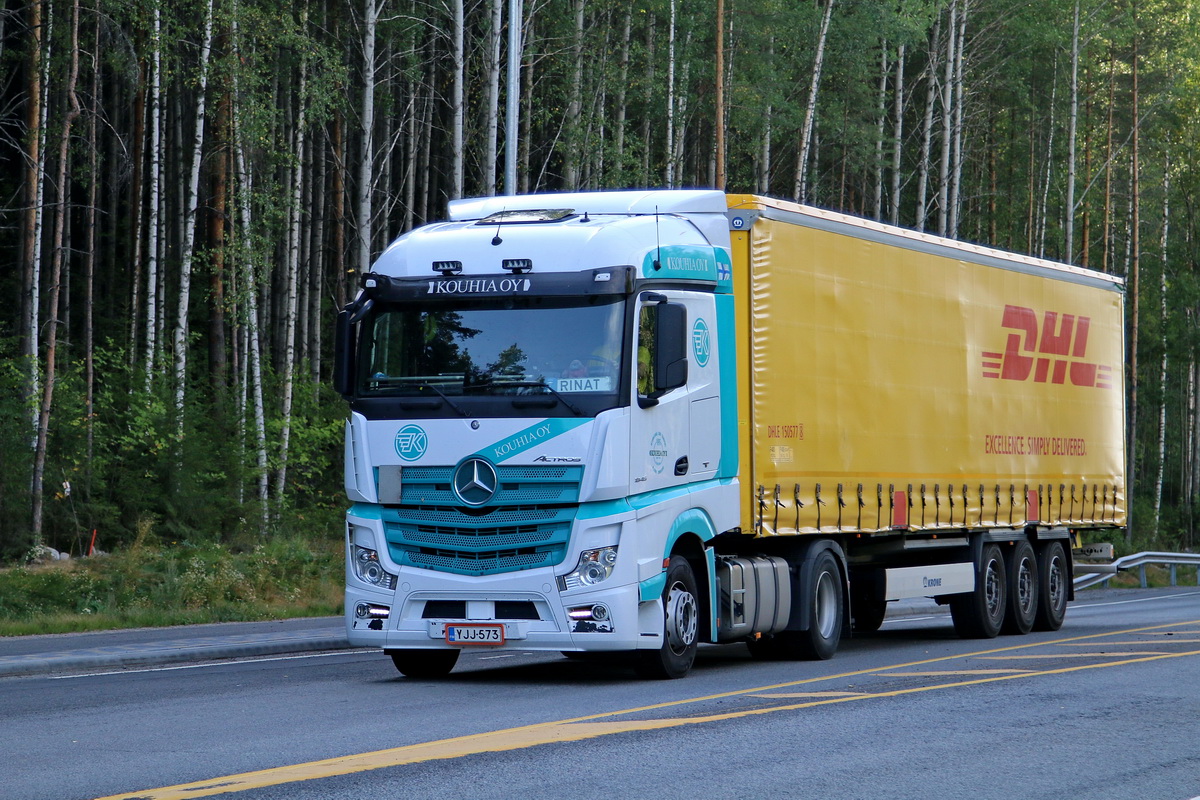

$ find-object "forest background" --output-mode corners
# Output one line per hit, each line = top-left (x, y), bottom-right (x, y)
(3, 0), (1200, 579)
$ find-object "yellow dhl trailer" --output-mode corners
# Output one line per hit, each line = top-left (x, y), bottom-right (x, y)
(336, 190), (1124, 679)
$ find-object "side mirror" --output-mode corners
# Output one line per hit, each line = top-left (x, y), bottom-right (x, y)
(654, 302), (688, 393)
(333, 309), (355, 397)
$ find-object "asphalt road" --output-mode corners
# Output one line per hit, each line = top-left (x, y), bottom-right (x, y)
(4, 587), (1199, 800)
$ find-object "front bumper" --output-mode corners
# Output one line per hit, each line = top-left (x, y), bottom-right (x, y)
(346, 573), (662, 652)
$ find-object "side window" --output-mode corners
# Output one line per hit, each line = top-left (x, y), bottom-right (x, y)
(637, 305), (656, 398)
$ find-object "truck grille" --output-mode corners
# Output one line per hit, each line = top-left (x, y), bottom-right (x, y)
(381, 465), (582, 577)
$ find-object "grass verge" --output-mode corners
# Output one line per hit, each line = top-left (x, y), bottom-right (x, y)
(0, 535), (344, 637)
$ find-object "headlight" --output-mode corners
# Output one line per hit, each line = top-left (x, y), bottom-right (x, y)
(353, 546), (398, 589)
(557, 546), (618, 591)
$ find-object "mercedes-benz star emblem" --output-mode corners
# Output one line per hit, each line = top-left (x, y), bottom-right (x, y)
(452, 457), (498, 506)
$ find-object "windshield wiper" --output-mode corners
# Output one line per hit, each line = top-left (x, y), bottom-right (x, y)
(413, 381), (468, 417)
(501, 381), (584, 416)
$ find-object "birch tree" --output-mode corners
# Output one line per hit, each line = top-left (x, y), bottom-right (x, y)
(794, 0), (835, 204)
(171, 0), (216, 441)
(275, 42), (308, 508)
(31, 0), (81, 546)
(143, 3), (163, 391)
(357, 0), (378, 271)
(451, 0), (465, 199)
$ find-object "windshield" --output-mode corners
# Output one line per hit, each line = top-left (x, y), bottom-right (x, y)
(356, 295), (626, 413)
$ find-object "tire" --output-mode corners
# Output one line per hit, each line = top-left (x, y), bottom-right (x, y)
(851, 584), (888, 634)
(637, 555), (700, 679)
(1001, 540), (1038, 635)
(773, 550), (844, 660)
(388, 648), (460, 678)
(950, 542), (1007, 639)
(1033, 540), (1069, 631)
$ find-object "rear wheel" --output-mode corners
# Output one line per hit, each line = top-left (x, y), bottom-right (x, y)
(773, 550), (843, 660)
(388, 648), (460, 678)
(1033, 541), (1069, 631)
(636, 555), (699, 679)
(950, 542), (1007, 638)
(1001, 540), (1038, 635)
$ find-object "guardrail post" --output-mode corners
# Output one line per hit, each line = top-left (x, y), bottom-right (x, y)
(1170, 564), (1177, 586)
(1139, 564), (1147, 588)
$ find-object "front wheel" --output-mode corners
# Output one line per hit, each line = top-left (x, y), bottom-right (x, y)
(637, 555), (700, 679)
(388, 648), (460, 679)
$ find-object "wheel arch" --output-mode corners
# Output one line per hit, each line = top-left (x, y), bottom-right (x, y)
(787, 538), (849, 635)
(638, 508), (718, 643)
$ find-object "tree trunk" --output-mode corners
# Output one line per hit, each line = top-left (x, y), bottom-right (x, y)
(614, 5), (631, 170)
(936, 0), (956, 237)
(231, 3), (270, 532)
(451, 0), (465, 199)
(484, 0), (502, 194)
(915, 14), (941, 231)
(1153, 155), (1169, 539)
(559, 0), (583, 188)
(171, 0), (216, 442)
(889, 43), (906, 226)
(1065, 1), (1081, 263)
(1127, 15), (1139, 544)
(947, 0), (968, 238)
(794, 0), (835, 203)
(143, 4), (163, 391)
(32, 0), (82, 546)
(665, 0), (677, 187)
(715, 0), (725, 190)
(21, 0), (45, 447)
(209, 86), (231, 397)
(275, 52), (307, 508)
(357, 0), (378, 270)
(873, 42), (888, 220)
(1102, 41), (1115, 273)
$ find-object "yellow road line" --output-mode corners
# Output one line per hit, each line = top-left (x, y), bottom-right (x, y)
(749, 691), (868, 698)
(976, 651), (1169, 659)
(1061, 638), (1200, 645)
(878, 669), (1033, 676)
(94, 620), (1200, 800)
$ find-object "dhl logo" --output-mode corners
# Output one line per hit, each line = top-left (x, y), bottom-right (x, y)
(982, 305), (1113, 389)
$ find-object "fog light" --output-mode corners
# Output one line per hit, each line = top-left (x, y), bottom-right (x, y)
(591, 604), (609, 622)
(355, 602), (390, 619)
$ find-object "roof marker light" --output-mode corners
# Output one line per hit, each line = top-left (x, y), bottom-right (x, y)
(502, 258), (533, 273)
(432, 260), (463, 275)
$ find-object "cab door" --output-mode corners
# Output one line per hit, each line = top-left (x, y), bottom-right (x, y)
(629, 290), (720, 494)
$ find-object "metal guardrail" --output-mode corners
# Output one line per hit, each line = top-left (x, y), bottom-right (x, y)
(1074, 551), (1200, 591)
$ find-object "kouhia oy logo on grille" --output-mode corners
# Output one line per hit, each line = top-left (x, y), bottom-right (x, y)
(452, 457), (499, 506)
(394, 424), (428, 461)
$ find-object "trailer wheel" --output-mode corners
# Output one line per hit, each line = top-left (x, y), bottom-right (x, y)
(851, 583), (887, 633)
(388, 648), (460, 678)
(1033, 541), (1068, 631)
(636, 556), (699, 679)
(1001, 540), (1038, 635)
(950, 542), (1007, 638)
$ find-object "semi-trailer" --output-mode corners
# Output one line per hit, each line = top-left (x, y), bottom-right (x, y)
(335, 190), (1125, 678)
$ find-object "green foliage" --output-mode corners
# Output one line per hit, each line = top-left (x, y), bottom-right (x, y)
(0, 530), (343, 635)
(7, 0), (1200, 579)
